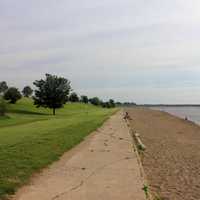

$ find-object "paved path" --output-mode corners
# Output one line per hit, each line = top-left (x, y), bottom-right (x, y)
(12, 111), (146, 200)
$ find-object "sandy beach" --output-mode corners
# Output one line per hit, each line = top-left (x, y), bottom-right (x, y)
(126, 107), (200, 200)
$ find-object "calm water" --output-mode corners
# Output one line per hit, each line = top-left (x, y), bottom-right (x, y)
(150, 106), (200, 125)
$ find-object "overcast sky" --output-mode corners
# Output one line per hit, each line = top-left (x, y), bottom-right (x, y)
(1, 0), (200, 103)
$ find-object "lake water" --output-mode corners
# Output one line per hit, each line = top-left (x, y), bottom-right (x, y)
(150, 106), (200, 125)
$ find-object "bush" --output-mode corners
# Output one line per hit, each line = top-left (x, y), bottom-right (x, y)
(4, 87), (22, 104)
(0, 97), (7, 116)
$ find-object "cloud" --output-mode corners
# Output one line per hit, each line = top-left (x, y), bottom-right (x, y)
(1, 0), (200, 103)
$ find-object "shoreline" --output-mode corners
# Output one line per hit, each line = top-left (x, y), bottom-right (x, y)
(150, 107), (200, 127)
(126, 107), (200, 200)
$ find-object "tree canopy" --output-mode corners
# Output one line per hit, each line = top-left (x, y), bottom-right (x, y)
(22, 86), (33, 97)
(80, 95), (89, 104)
(89, 97), (101, 106)
(109, 99), (115, 107)
(69, 92), (79, 102)
(4, 87), (22, 104)
(33, 74), (71, 115)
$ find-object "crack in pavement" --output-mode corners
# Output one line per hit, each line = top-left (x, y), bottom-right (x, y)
(51, 181), (84, 200)
(51, 157), (133, 200)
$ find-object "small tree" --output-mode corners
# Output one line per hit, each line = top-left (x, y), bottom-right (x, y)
(0, 97), (7, 116)
(80, 95), (89, 104)
(109, 99), (115, 108)
(22, 86), (33, 97)
(0, 81), (8, 94)
(89, 97), (101, 106)
(69, 92), (79, 102)
(4, 87), (22, 104)
(33, 74), (71, 115)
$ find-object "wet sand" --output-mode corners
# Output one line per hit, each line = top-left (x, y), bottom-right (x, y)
(11, 111), (145, 200)
(126, 107), (200, 200)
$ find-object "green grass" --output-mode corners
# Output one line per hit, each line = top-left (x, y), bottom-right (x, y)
(0, 98), (117, 199)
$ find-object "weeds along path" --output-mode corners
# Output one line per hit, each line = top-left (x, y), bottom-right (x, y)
(11, 111), (146, 200)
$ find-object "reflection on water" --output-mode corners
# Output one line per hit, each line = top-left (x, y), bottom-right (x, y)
(150, 106), (200, 125)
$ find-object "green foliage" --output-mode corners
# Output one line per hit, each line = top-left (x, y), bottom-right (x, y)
(89, 97), (101, 106)
(138, 144), (145, 151)
(0, 81), (8, 94)
(80, 95), (89, 104)
(22, 86), (33, 97)
(109, 99), (115, 107)
(69, 92), (79, 102)
(142, 184), (149, 198)
(100, 99), (116, 108)
(0, 97), (7, 116)
(4, 87), (22, 104)
(116, 102), (122, 106)
(101, 101), (111, 108)
(0, 98), (116, 198)
(33, 74), (71, 115)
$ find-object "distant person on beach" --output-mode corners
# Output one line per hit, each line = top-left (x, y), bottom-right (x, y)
(124, 112), (132, 120)
(185, 116), (188, 121)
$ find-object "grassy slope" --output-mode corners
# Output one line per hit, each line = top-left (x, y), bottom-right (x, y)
(0, 98), (117, 198)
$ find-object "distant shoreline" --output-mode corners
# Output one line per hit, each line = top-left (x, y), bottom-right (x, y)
(138, 104), (200, 107)
(121, 104), (200, 107)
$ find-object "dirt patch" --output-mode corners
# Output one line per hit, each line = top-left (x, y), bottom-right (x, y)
(126, 107), (200, 200)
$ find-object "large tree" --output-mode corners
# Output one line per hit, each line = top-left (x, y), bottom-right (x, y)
(69, 92), (79, 102)
(22, 86), (33, 97)
(33, 74), (71, 115)
(0, 81), (8, 94)
(4, 87), (22, 104)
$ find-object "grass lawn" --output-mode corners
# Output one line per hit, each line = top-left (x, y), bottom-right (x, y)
(0, 98), (117, 199)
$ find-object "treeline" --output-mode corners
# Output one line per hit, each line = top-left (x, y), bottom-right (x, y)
(118, 102), (137, 107)
(0, 74), (116, 116)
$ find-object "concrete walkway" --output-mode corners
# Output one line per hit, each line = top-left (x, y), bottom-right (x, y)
(12, 111), (146, 200)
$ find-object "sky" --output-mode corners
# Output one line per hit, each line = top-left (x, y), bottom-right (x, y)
(1, 0), (200, 104)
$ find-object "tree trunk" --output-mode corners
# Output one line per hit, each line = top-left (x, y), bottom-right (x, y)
(53, 108), (56, 115)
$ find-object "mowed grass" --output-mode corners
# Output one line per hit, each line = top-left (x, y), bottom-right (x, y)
(0, 98), (117, 199)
